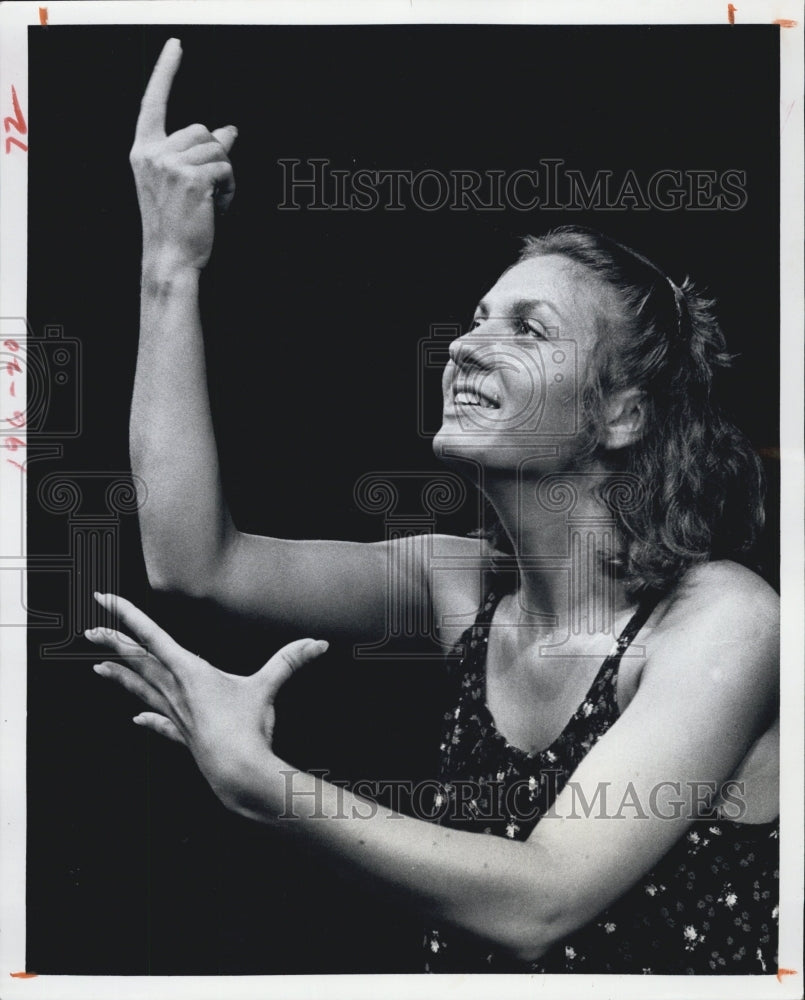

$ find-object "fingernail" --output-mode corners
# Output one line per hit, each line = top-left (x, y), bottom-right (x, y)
(132, 715), (145, 726)
(315, 640), (329, 653)
(93, 663), (108, 676)
(85, 627), (98, 639)
(228, 125), (238, 136)
(93, 592), (107, 604)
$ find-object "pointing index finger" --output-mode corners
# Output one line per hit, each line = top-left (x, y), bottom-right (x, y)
(136, 37), (182, 140)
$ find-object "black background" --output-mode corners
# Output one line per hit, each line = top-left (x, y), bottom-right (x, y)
(27, 24), (779, 974)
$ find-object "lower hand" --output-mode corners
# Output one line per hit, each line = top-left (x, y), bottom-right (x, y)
(86, 593), (328, 812)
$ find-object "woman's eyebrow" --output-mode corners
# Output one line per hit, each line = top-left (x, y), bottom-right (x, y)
(474, 297), (563, 320)
(513, 297), (564, 320)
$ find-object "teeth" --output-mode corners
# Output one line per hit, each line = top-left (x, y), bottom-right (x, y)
(455, 389), (496, 409)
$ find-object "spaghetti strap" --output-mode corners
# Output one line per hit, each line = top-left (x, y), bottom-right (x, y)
(611, 592), (662, 657)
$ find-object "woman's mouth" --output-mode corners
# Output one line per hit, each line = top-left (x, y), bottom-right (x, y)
(453, 384), (500, 409)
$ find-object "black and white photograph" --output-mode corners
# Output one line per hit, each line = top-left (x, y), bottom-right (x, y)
(0, 2), (802, 997)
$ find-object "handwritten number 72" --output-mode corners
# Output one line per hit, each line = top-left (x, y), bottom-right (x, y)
(4, 85), (27, 154)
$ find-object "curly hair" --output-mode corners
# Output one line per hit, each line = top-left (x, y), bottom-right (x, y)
(482, 225), (766, 597)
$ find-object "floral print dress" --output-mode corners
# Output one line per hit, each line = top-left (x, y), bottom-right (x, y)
(423, 579), (779, 974)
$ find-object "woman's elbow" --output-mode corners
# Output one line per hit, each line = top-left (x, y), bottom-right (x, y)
(140, 524), (236, 600)
(501, 912), (564, 965)
(483, 890), (570, 965)
(143, 551), (214, 600)
(502, 885), (608, 964)
(144, 567), (194, 599)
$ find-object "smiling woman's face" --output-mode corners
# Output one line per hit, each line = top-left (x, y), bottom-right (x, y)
(434, 253), (611, 474)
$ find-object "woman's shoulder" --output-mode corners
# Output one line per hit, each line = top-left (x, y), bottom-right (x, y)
(426, 534), (508, 649)
(662, 560), (778, 630)
(651, 563), (780, 822)
(645, 560), (779, 690)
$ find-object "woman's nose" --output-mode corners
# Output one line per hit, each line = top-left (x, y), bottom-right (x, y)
(448, 335), (474, 368)
(448, 321), (503, 369)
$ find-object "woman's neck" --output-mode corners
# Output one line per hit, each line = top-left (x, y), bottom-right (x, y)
(483, 468), (635, 643)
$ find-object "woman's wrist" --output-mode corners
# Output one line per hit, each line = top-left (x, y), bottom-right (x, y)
(141, 248), (202, 296)
(206, 739), (291, 827)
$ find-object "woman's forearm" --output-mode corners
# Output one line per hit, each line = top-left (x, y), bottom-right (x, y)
(131, 260), (236, 595)
(226, 749), (564, 963)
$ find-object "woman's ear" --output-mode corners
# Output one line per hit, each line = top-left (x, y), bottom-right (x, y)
(602, 389), (645, 450)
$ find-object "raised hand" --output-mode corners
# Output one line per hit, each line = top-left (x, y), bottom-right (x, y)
(86, 593), (328, 812)
(129, 38), (237, 274)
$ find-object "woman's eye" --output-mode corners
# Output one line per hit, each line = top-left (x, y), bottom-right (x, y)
(516, 318), (547, 339)
(468, 318), (482, 332)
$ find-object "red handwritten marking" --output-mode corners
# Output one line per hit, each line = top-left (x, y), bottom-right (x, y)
(727, 3), (736, 23)
(3, 341), (24, 469)
(2, 339), (25, 472)
(4, 85), (27, 155)
(9, 972), (37, 978)
(773, 19), (798, 27)
(39, 7), (48, 25)
(4, 85), (27, 136)
(777, 968), (797, 981)
(5, 352), (22, 399)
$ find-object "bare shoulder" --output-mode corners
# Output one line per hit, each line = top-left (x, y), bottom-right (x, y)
(661, 560), (779, 634)
(645, 560), (779, 695)
(684, 559), (778, 601)
(426, 533), (502, 650)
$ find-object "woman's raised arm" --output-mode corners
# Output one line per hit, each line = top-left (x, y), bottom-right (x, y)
(129, 39), (445, 641)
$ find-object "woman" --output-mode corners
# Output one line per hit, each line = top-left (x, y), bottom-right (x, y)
(87, 39), (779, 975)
